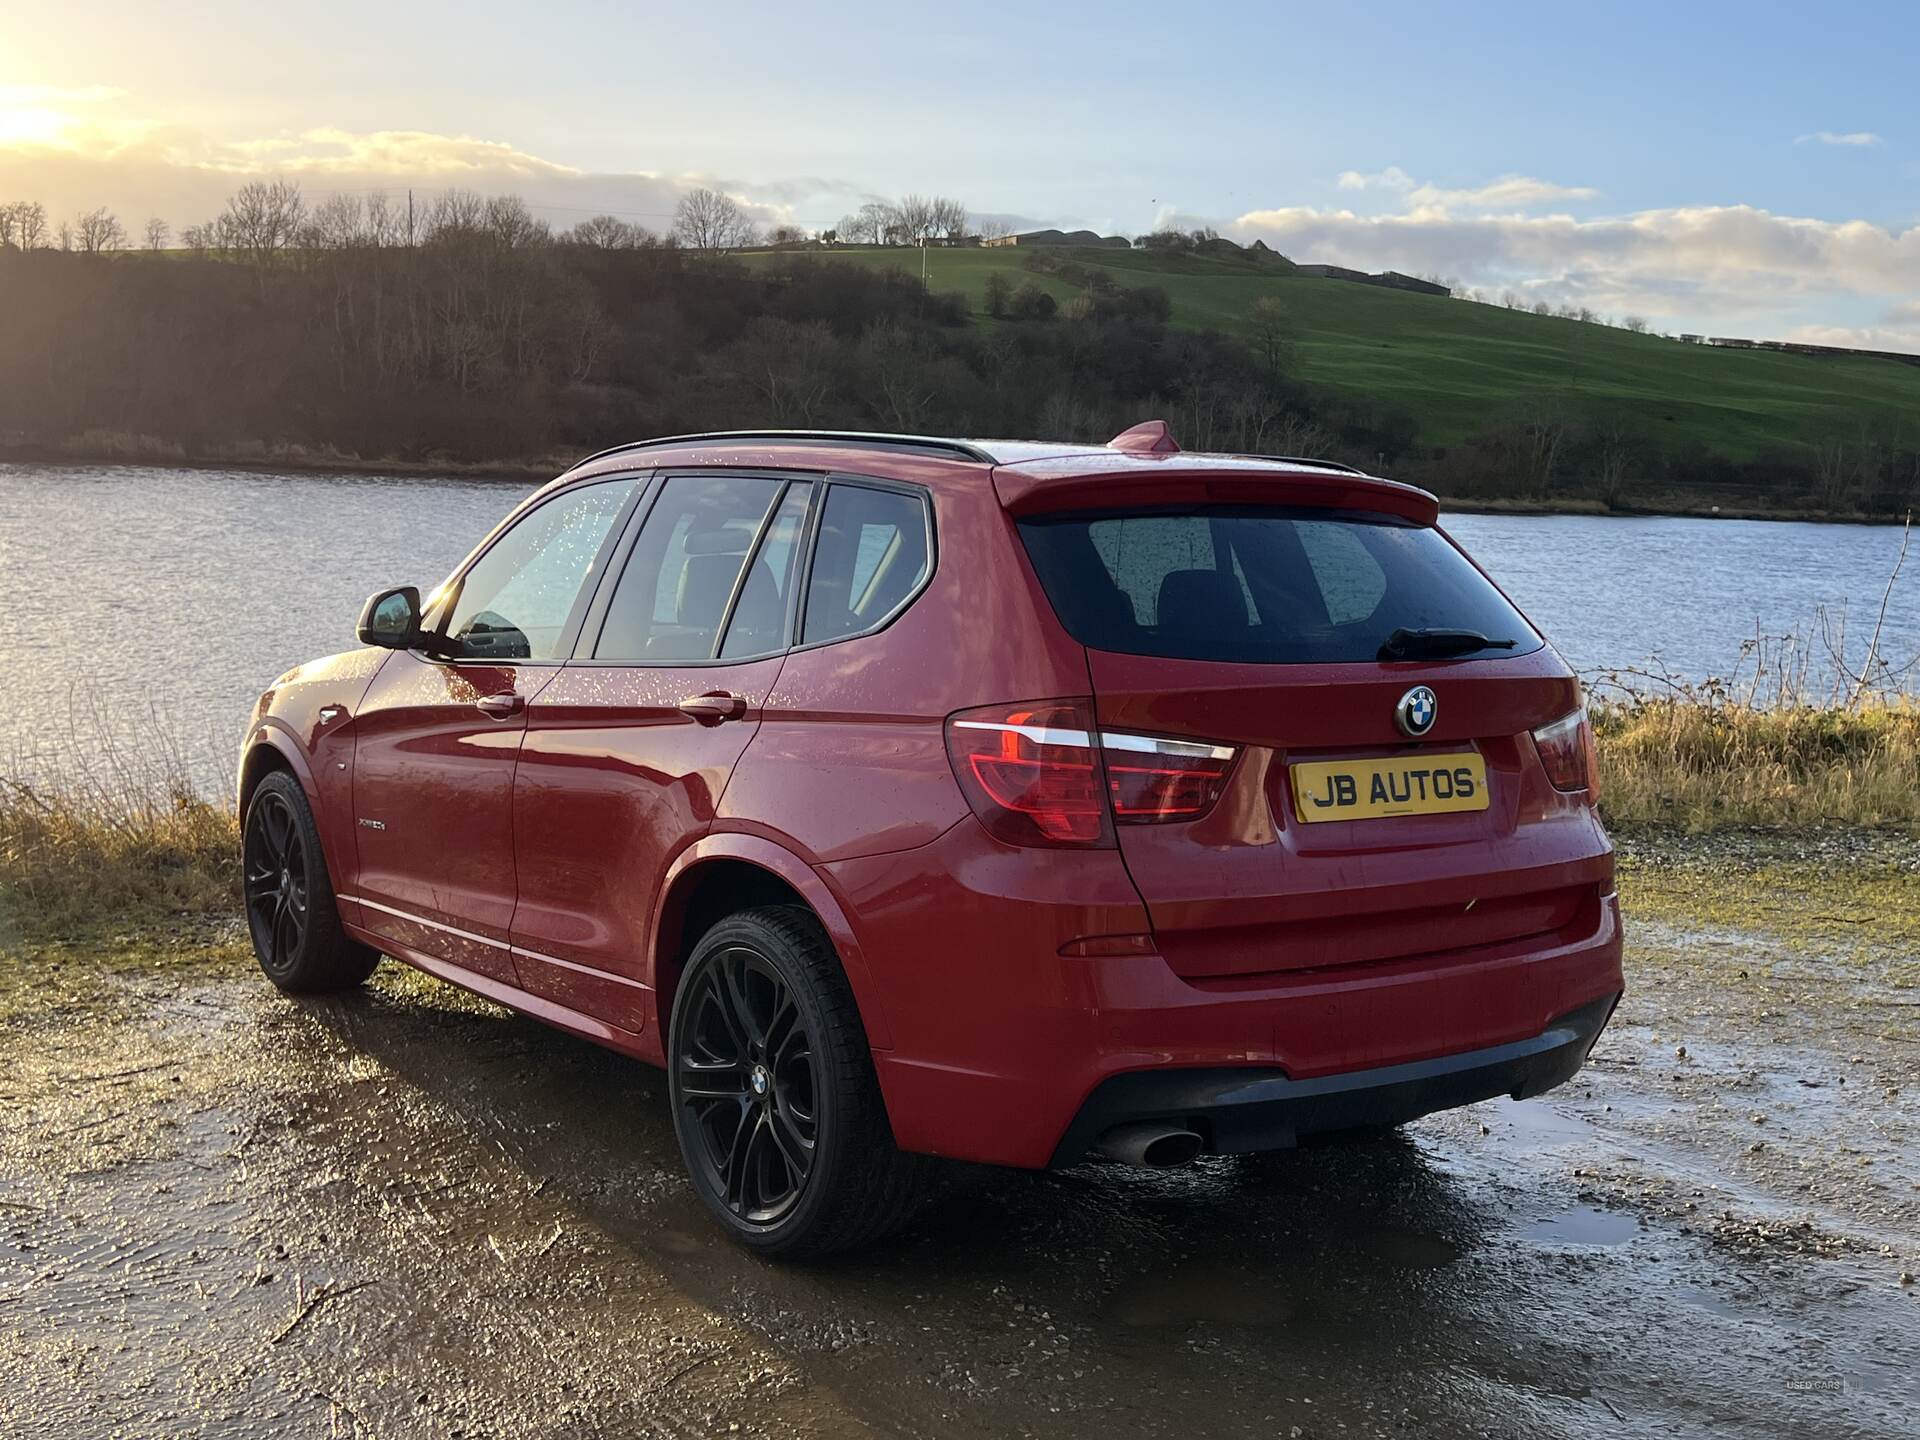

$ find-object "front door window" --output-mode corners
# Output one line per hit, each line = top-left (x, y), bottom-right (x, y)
(442, 478), (638, 660)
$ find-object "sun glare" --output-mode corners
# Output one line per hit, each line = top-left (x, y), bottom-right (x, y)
(0, 104), (74, 147)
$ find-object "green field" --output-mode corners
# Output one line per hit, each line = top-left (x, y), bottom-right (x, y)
(742, 247), (1920, 457)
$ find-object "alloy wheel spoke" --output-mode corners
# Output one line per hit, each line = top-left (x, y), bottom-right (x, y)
(678, 1055), (749, 1101)
(721, 955), (766, 1052)
(766, 1103), (813, 1174)
(723, 1108), (767, 1213)
(765, 983), (799, 1058)
(701, 976), (752, 1061)
(263, 800), (291, 862)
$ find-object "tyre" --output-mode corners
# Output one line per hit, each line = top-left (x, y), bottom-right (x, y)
(668, 905), (930, 1257)
(242, 771), (380, 994)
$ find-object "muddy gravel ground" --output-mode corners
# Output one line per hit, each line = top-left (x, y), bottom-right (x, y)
(2, 855), (1915, 1438)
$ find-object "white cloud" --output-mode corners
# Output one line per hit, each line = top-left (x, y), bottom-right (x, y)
(1232, 194), (1920, 349)
(0, 118), (871, 234)
(1336, 168), (1593, 213)
(1336, 166), (1414, 192)
(1796, 131), (1883, 147)
(1406, 176), (1598, 212)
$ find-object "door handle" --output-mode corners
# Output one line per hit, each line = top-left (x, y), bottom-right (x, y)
(474, 692), (526, 719)
(677, 691), (748, 725)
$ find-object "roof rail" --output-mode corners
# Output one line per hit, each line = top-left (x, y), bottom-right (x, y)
(1244, 453), (1369, 476)
(571, 430), (995, 469)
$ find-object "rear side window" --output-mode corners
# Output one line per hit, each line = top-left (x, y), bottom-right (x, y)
(1018, 509), (1541, 664)
(801, 485), (932, 645)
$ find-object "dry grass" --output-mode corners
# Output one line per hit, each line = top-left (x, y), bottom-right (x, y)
(1595, 699), (1920, 831)
(0, 764), (236, 942)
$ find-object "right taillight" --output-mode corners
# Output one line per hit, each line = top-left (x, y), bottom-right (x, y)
(1532, 708), (1599, 800)
(1099, 731), (1237, 823)
(945, 701), (1238, 847)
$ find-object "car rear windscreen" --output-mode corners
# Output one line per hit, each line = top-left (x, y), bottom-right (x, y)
(1017, 508), (1543, 664)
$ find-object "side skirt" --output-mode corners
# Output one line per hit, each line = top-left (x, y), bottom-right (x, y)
(343, 920), (662, 1066)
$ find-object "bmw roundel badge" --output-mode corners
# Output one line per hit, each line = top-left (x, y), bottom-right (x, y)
(1396, 685), (1437, 737)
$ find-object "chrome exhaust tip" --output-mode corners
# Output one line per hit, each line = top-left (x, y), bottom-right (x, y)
(1095, 1122), (1204, 1169)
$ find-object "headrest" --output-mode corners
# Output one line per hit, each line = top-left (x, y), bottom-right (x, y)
(1156, 569), (1248, 630)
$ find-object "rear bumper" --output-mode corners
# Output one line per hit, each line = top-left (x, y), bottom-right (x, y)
(825, 818), (1624, 1171)
(1047, 992), (1617, 1166)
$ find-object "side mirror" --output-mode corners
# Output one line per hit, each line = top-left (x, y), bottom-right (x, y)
(356, 586), (423, 648)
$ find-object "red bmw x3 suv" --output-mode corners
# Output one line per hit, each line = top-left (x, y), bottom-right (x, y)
(238, 421), (1621, 1254)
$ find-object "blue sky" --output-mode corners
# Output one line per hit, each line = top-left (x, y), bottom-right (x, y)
(5, 0), (1917, 345)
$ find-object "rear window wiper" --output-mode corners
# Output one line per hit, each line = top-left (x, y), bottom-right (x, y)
(1377, 627), (1519, 661)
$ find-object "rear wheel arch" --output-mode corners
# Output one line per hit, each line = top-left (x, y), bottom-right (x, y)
(651, 841), (893, 1051)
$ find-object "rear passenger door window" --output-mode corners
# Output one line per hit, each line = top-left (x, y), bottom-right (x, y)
(801, 485), (932, 645)
(594, 475), (809, 662)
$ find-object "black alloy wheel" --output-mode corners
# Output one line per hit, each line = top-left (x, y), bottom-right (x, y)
(241, 771), (379, 994)
(244, 787), (310, 980)
(675, 944), (819, 1224)
(667, 906), (933, 1256)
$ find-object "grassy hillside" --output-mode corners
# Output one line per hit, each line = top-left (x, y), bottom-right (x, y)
(742, 247), (1920, 458)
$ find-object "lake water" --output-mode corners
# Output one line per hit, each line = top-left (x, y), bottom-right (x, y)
(2, 462), (1915, 793)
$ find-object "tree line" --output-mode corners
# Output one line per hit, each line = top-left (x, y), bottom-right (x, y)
(2, 181), (1915, 516)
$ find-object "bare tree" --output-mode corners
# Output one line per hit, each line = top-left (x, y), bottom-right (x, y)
(75, 207), (126, 254)
(364, 191), (403, 249)
(1248, 294), (1296, 385)
(425, 188), (487, 240)
(673, 187), (746, 251)
(7, 200), (47, 249)
(222, 180), (306, 264)
(143, 216), (170, 251)
(835, 203), (886, 245)
(976, 216), (1013, 241)
(1589, 410), (1645, 509)
(482, 194), (549, 249)
(1813, 438), (1858, 510)
(305, 193), (369, 250)
(1497, 403), (1574, 493)
(1621, 314), (1649, 334)
(893, 194), (940, 245)
(928, 196), (969, 242)
(0, 203), (14, 250)
(56, 220), (72, 252)
(567, 214), (649, 249)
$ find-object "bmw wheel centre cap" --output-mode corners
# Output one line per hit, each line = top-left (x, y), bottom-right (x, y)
(1396, 685), (1437, 737)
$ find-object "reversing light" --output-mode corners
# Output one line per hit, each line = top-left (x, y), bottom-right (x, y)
(1532, 708), (1600, 800)
(1099, 731), (1237, 823)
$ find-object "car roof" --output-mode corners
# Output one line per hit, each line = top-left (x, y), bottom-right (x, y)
(555, 425), (1436, 523)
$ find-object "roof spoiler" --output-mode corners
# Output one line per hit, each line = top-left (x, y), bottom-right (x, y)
(1107, 420), (1368, 476)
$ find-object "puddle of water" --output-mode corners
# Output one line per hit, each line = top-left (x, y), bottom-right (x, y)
(1355, 1228), (1462, 1269)
(1105, 1263), (1295, 1328)
(1519, 1206), (1640, 1247)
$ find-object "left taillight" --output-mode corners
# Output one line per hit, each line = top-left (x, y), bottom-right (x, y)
(945, 700), (1238, 848)
(1532, 707), (1600, 801)
(946, 700), (1111, 848)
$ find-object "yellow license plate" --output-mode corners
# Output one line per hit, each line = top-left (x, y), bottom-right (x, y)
(1290, 753), (1488, 823)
